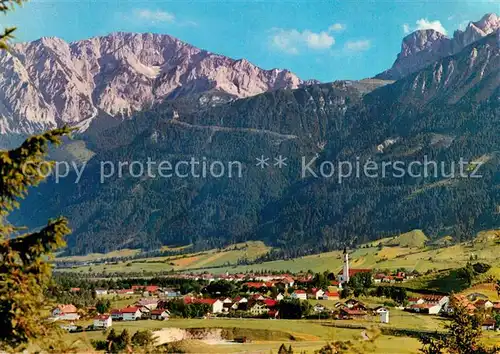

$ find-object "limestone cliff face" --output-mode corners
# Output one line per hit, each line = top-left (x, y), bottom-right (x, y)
(376, 13), (499, 80)
(0, 32), (312, 136)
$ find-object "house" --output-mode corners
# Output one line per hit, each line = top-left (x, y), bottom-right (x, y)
(185, 298), (224, 314)
(345, 299), (366, 309)
(339, 308), (367, 319)
(308, 288), (325, 300)
(244, 282), (267, 290)
(407, 297), (425, 305)
(263, 299), (278, 308)
(374, 274), (385, 283)
(268, 309), (280, 319)
(93, 315), (112, 329)
(475, 299), (494, 309)
(337, 268), (372, 283)
(482, 318), (496, 331)
(110, 309), (123, 320)
(150, 309), (170, 320)
(121, 307), (142, 321)
(248, 301), (268, 316)
(161, 288), (180, 298)
(251, 294), (266, 301)
(116, 289), (134, 295)
(407, 303), (442, 315)
(276, 293), (284, 301)
(234, 296), (248, 303)
(322, 291), (340, 301)
(52, 304), (80, 321)
(291, 290), (307, 300)
(69, 288), (81, 293)
(139, 306), (151, 319)
(95, 289), (108, 296)
(135, 298), (159, 310)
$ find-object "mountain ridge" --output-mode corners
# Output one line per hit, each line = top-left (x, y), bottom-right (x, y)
(0, 31), (317, 140)
(12, 35), (499, 255)
(376, 13), (499, 80)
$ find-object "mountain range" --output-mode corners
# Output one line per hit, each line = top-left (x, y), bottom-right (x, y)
(4, 14), (500, 255)
(0, 32), (317, 142)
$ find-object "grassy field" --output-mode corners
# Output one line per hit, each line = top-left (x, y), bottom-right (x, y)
(61, 241), (271, 274)
(60, 230), (500, 282)
(63, 318), (424, 353)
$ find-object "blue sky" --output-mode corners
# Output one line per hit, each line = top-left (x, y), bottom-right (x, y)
(3, 0), (499, 81)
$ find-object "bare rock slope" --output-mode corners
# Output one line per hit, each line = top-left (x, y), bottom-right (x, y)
(0, 32), (312, 136)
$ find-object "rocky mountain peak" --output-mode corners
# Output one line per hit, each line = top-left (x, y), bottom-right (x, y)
(0, 32), (312, 140)
(376, 13), (499, 80)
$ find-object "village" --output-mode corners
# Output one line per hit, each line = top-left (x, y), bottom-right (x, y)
(52, 250), (500, 336)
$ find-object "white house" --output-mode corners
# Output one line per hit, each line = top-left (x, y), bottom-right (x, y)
(52, 304), (80, 321)
(121, 307), (142, 321)
(291, 290), (307, 300)
(95, 289), (108, 296)
(248, 302), (268, 316)
(276, 293), (284, 301)
(308, 289), (325, 300)
(93, 315), (112, 328)
(482, 318), (496, 331)
(151, 309), (170, 320)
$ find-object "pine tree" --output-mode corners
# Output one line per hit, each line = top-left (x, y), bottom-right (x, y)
(0, 1), (72, 349)
(0, 1), (26, 50)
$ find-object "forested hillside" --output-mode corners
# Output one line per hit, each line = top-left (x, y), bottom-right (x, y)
(13, 34), (499, 255)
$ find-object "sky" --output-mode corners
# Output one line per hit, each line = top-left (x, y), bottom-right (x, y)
(3, 0), (499, 82)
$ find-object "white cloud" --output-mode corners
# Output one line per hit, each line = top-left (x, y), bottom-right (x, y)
(328, 23), (346, 32)
(270, 28), (335, 54)
(135, 9), (176, 24)
(344, 39), (371, 52)
(415, 18), (447, 35)
(402, 18), (448, 35)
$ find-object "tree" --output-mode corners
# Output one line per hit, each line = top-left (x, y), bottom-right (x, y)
(131, 330), (156, 349)
(278, 299), (312, 319)
(0, 3), (72, 349)
(0, 0), (25, 50)
(204, 280), (236, 297)
(419, 298), (499, 354)
(96, 299), (111, 314)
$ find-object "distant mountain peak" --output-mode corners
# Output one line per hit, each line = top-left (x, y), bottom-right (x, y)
(376, 13), (499, 80)
(0, 31), (313, 139)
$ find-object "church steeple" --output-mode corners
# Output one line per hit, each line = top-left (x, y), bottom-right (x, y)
(342, 247), (350, 283)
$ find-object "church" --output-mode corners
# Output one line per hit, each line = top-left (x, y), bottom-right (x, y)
(337, 248), (372, 284)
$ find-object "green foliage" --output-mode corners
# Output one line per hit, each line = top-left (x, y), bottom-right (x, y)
(104, 329), (133, 353)
(0, 0), (26, 51)
(278, 298), (312, 319)
(471, 262), (491, 274)
(96, 299), (111, 314)
(374, 286), (407, 304)
(419, 298), (499, 354)
(348, 271), (373, 296)
(0, 130), (72, 350)
(131, 330), (156, 348)
(0, 13), (72, 348)
(164, 299), (211, 318)
(203, 280), (237, 297)
(312, 271), (331, 289)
